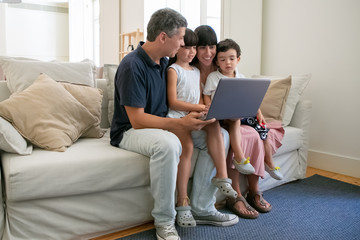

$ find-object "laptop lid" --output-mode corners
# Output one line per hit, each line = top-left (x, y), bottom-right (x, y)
(204, 78), (270, 120)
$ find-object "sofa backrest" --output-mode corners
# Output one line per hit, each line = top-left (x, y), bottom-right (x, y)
(0, 81), (11, 102)
(95, 78), (110, 128)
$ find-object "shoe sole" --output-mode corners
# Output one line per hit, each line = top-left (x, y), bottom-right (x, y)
(195, 216), (239, 227)
(156, 233), (180, 240)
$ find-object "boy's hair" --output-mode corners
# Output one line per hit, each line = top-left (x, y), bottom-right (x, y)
(147, 8), (188, 41)
(216, 39), (241, 57)
(168, 28), (198, 66)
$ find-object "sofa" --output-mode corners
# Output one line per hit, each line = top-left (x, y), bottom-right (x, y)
(0, 58), (311, 240)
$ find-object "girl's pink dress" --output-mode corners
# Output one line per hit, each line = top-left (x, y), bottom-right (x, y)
(227, 121), (284, 178)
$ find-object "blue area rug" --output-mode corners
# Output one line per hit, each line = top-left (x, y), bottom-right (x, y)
(118, 175), (360, 240)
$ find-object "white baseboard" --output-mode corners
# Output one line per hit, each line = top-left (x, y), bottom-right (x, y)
(307, 150), (360, 178)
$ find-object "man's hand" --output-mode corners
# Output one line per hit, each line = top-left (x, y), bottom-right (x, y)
(181, 111), (215, 131)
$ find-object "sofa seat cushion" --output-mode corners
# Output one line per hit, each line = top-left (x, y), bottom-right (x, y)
(274, 126), (303, 156)
(2, 131), (152, 202)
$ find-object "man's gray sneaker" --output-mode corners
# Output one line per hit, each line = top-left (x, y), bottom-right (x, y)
(156, 224), (180, 240)
(193, 211), (239, 226)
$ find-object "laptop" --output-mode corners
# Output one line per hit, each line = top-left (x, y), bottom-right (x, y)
(203, 78), (270, 120)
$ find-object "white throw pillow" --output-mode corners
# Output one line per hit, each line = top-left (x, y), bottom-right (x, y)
(104, 64), (118, 125)
(1, 59), (96, 93)
(0, 55), (39, 80)
(252, 74), (311, 126)
(0, 116), (32, 155)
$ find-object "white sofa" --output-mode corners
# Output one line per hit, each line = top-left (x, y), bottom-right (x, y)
(0, 59), (311, 240)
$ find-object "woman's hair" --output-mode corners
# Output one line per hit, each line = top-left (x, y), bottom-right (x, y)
(191, 25), (218, 65)
(216, 38), (241, 58)
(147, 8), (188, 41)
(195, 25), (217, 47)
(168, 28), (198, 66)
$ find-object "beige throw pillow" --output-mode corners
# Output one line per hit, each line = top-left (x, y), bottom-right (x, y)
(0, 74), (97, 152)
(60, 82), (106, 138)
(253, 74), (311, 126)
(259, 76), (291, 123)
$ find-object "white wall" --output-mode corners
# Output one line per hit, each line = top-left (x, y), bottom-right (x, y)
(224, 0), (360, 177)
(0, 3), (69, 61)
(222, 0), (263, 76)
(121, 0), (144, 34)
(68, 0), (94, 62)
(99, 0), (120, 65)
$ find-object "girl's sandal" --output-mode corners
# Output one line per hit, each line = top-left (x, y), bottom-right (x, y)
(175, 205), (196, 227)
(246, 191), (272, 213)
(226, 196), (259, 219)
(211, 177), (238, 199)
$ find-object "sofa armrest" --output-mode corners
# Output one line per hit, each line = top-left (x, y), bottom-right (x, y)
(288, 99), (312, 178)
(289, 99), (311, 129)
(96, 78), (110, 128)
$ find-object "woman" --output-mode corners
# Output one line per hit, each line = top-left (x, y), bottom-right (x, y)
(193, 25), (279, 219)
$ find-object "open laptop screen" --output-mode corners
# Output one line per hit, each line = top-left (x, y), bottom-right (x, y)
(204, 78), (270, 120)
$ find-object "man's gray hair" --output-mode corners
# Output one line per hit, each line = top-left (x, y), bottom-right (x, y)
(147, 8), (188, 41)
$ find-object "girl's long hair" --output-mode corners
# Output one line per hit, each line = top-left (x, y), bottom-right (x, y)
(168, 28), (198, 67)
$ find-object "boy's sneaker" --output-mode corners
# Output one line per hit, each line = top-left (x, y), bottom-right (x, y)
(192, 211), (239, 227)
(265, 164), (284, 180)
(233, 157), (255, 175)
(156, 224), (180, 240)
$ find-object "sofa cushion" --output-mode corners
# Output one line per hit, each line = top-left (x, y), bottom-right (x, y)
(1, 131), (151, 201)
(274, 126), (303, 156)
(259, 76), (291, 122)
(60, 82), (106, 138)
(0, 74), (97, 152)
(252, 74), (311, 126)
(0, 59), (96, 93)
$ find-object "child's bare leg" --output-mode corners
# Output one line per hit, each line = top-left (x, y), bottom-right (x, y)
(225, 119), (255, 175)
(263, 138), (283, 180)
(171, 129), (193, 206)
(203, 121), (227, 179)
(263, 139), (275, 168)
(204, 122), (237, 198)
(225, 119), (246, 161)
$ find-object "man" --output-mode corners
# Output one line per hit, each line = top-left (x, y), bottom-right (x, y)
(110, 8), (238, 240)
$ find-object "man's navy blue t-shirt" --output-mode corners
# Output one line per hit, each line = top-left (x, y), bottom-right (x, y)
(110, 42), (169, 146)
